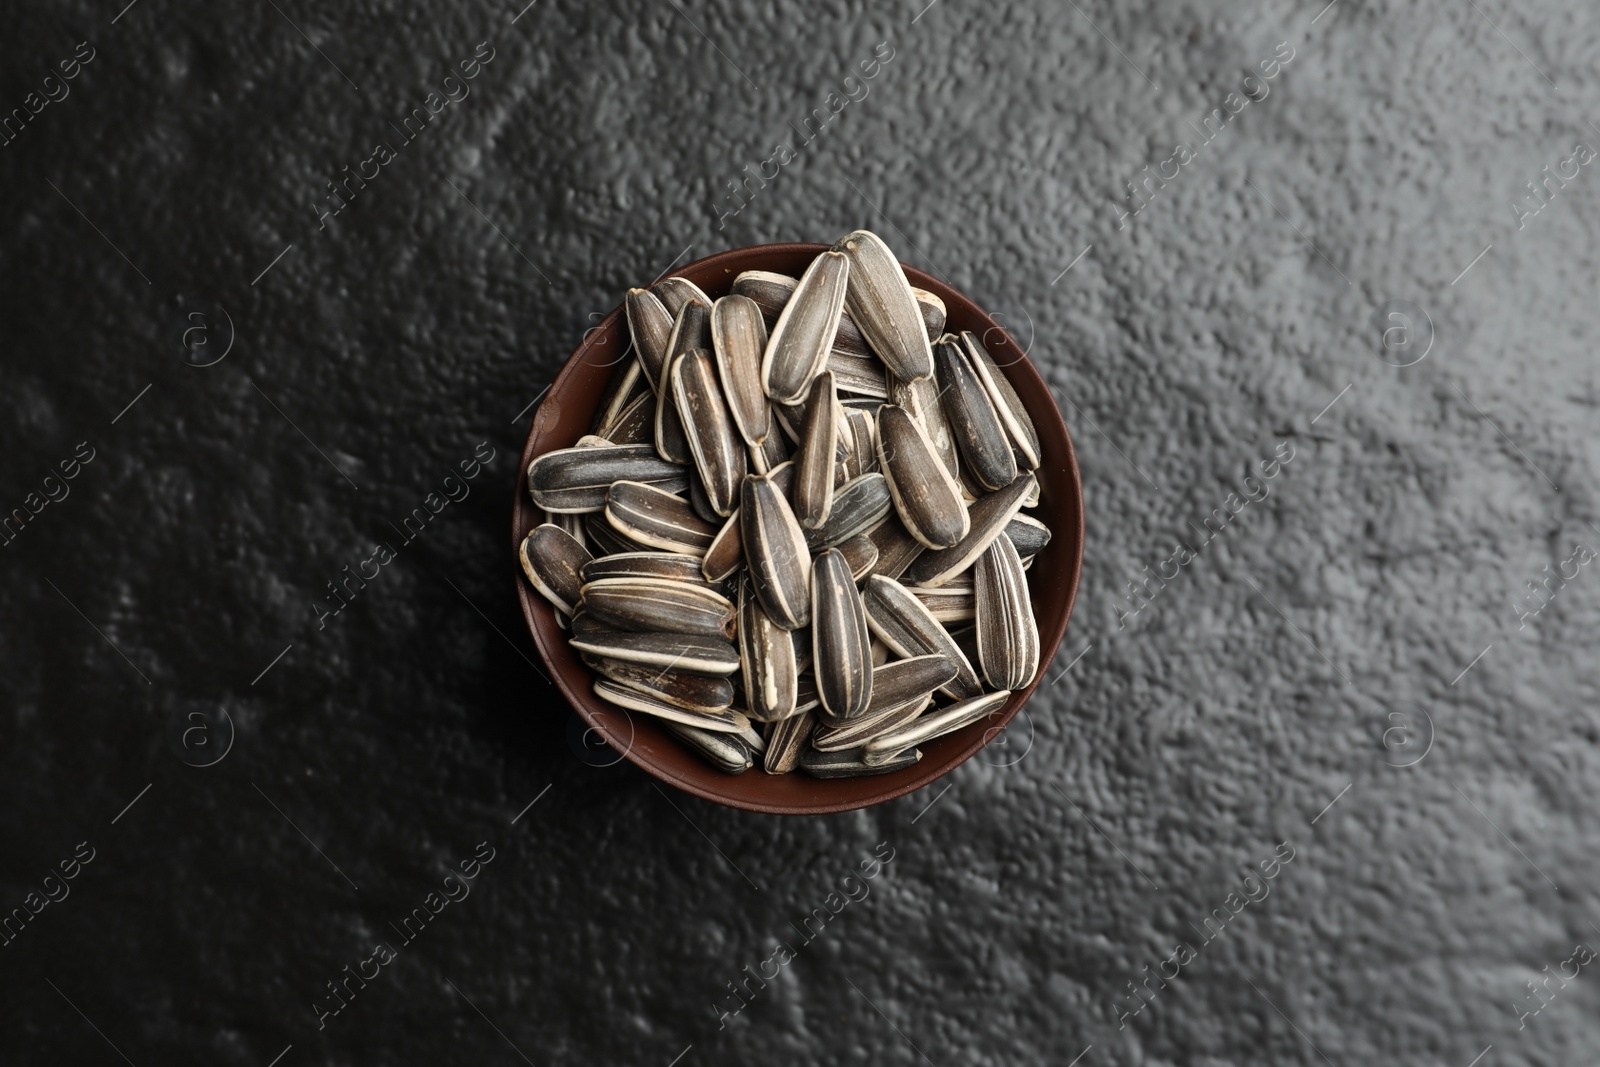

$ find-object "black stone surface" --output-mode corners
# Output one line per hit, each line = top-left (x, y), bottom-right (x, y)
(2, 1), (1597, 1064)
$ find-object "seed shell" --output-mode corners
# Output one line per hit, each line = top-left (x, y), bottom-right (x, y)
(973, 534), (1040, 690)
(672, 348), (746, 517)
(605, 480), (716, 555)
(795, 370), (839, 529)
(960, 331), (1041, 469)
(740, 472), (813, 630)
(651, 276), (713, 319)
(804, 472), (892, 550)
(862, 690), (1011, 765)
(801, 745), (920, 779)
(586, 657), (735, 713)
(811, 548), (873, 720)
(518, 523), (591, 615)
(762, 251), (850, 405)
(710, 294), (772, 449)
(763, 710), (816, 774)
(624, 288), (674, 390)
(877, 404), (971, 549)
(665, 722), (754, 774)
(934, 336), (1018, 491)
(568, 631), (740, 675)
(528, 444), (687, 513)
(811, 696), (927, 751)
(861, 574), (983, 700)
(832, 230), (933, 381)
(579, 577), (735, 638)
(583, 551), (713, 587)
(902, 473), (1036, 587)
(739, 578), (800, 722)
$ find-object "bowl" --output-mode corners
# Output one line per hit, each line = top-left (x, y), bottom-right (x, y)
(512, 242), (1083, 814)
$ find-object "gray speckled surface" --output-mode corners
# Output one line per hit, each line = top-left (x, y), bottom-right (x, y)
(3, 0), (1598, 1064)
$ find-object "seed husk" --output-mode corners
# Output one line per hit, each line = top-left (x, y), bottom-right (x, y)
(865, 512), (925, 579)
(585, 512), (653, 556)
(960, 331), (1040, 469)
(519, 523), (592, 615)
(665, 722), (754, 774)
(737, 270), (945, 356)
(654, 352), (694, 465)
(730, 270), (800, 325)
(605, 480), (716, 555)
(902, 473), (1036, 587)
(701, 509), (745, 582)
(1006, 513), (1052, 561)
(832, 230), (934, 381)
(763, 710), (816, 774)
(888, 371), (959, 481)
(672, 348), (746, 517)
(841, 409), (878, 479)
(794, 671), (821, 715)
(587, 657), (735, 712)
(570, 610), (619, 638)
(528, 444), (687, 513)
(861, 575), (983, 700)
(569, 631), (740, 675)
(911, 288), (947, 340)
(625, 288), (674, 390)
(579, 577), (735, 638)
(862, 690), (1010, 765)
(739, 578), (800, 722)
(974, 534), (1039, 690)
(604, 389), (657, 446)
(835, 534), (879, 580)
(801, 745), (920, 778)
(811, 548), (873, 720)
(908, 583), (975, 622)
(811, 696), (927, 751)
(828, 352), (889, 399)
(795, 370), (839, 529)
(593, 357), (648, 437)
(762, 250), (850, 405)
(753, 427), (788, 473)
(877, 404), (971, 550)
(583, 551), (713, 587)
(710, 295), (772, 449)
(804, 472), (892, 550)
(934, 336), (1018, 491)
(740, 472), (812, 630)
(555, 510), (588, 553)
(651, 276), (713, 319)
(855, 654), (958, 717)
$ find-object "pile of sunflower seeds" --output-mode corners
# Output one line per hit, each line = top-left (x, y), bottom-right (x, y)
(520, 230), (1049, 778)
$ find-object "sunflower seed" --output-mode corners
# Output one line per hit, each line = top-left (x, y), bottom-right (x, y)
(909, 583), (974, 622)
(604, 390), (657, 446)
(579, 577), (735, 638)
(853, 653), (957, 719)
(877, 403), (971, 550)
(902, 473), (1036, 587)
(585, 512), (653, 556)
(730, 270), (799, 325)
(583, 551), (711, 587)
(960, 331), (1040, 469)
(652, 276), (712, 318)
(861, 574), (983, 700)
(934, 335), (1018, 491)
(865, 512), (925, 579)
(828, 352), (889, 399)
(570, 609), (619, 638)
(832, 230), (933, 381)
(811, 695), (927, 751)
(555, 509), (588, 552)
(763, 709), (815, 774)
(911, 287), (947, 340)
(671, 348), (746, 517)
(794, 671), (821, 715)
(702, 508), (745, 582)
(665, 722), (755, 773)
(518, 523), (591, 615)
(1005, 513), (1052, 561)
(974, 535), (1039, 690)
(605, 480), (716, 555)
(801, 745), (920, 778)
(710, 295), (772, 449)
(654, 353), (694, 465)
(528, 444), (687, 513)
(862, 690), (1010, 765)
(762, 250), (850, 404)
(752, 426), (788, 473)
(739, 578), (800, 722)
(888, 371), (959, 481)
(587, 657), (735, 712)
(593, 357), (648, 436)
(804, 472), (891, 550)
(736, 269), (944, 355)
(569, 631), (740, 675)
(811, 548), (873, 720)
(835, 534), (879, 580)
(625, 288), (674, 390)
(741, 472), (812, 630)
(841, 409), (878, 479)
(794, 370), (839, 529)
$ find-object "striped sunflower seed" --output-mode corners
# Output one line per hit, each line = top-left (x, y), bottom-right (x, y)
(1005, 513), (1052, 562)
(739, 577), (799, 722)
(570, 609), (619, 638)
(579, 577), (735, 638)
(934, 335), (1017, 491)
(862, 690), (1010, 765)
(740, 472), (812, 630)
(828, 352), (889, 399)
(604, 389), (657, 446)
(865, 512), (925, 580)
(762, 251), (850, 405)
(585, 512), (653, 556)
(960, 331), (1041, 469)
(625, 288), (674, 391)
(753, 425), (788, 473)
(605, 480), (716, 555)
(672, 348), (746, 517)
(651, 276), (713, 319)
(811, 695), (927, 751)
(832, 230), (933, 382)
(911, 288), (947, 340)
(861, 574), (983, 700)
(710, 295), (772, 449)
(801, 745), (920, 778)
(842, 409), (878, 479)
(804, 472), (891, 550)
(528, 444), (687, 513)
(888, 371), (959, 482)
(519, 523), (592, 615)
(811, 548), (873, 720)
(974, 534), (1039, 690)
(902, 472), (1036, 587)
(654, 352), (693, 465)
(701, 508), (745, 582)
(555, 510), (588, 553)
(586, 656), (735, 713)
(795, 370), (839, 529)
(568, 631), (739, 675)
(763, 710), (816, 774)
(665, 722), (754, 774)
(908, 583), (974, 622)
(834, 534), (879, 580)
(877, 403), (971, 550)
(593, 357), (648, 437)
(583, 551), (715, 588)
(730, 270), (800, 326)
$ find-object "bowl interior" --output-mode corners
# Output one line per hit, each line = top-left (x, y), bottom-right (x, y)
(513, 243), (1083, 814)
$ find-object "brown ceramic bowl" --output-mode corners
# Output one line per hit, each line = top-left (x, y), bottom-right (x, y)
(512, 243), (1083, 814)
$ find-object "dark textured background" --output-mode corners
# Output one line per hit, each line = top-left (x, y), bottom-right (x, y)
(3, 0), (1597, 1064)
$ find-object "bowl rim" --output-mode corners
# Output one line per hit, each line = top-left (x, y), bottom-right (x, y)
(512, 241), (1084, 814)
